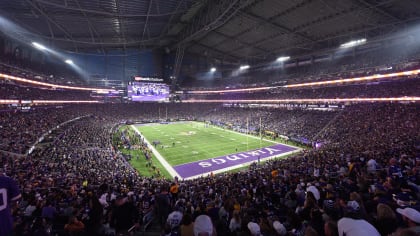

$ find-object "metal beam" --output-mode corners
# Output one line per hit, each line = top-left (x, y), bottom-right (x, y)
(222, 10), (318, 56)
(285, 1), (407, 40)
(252, 17), (419, 59)
(2, 15), (45, 45)
(189, 41), (242, 61)
(225, 4), (364, 56)
(212, 30), (270, 54)
(206, 0), (314, 50)
(174, 0), (257, 47)
(141, 0), (153, 41)
(114, 0), (127, 51)
(159, 0), (185, 38)
(291, 6), (362, 32)
(248, 20), (420, 68)
(5, 10), (176, 23)
(155, 0), (160, 15)
(288, 1), (400, 36)
(74, 0), (105, 53)
(172, 45), (185, 88)
(28, 6), (55, 40)
(172, 0), (258, 84)
(25, 0), (78, 51)
(242, 11), (316, 43)
(46, 20), (54, 39)
(356, 0), (402, 22)
(32, 0), (190, 18)
(75, 0), (96, 43)
(28, 33), (174, 46)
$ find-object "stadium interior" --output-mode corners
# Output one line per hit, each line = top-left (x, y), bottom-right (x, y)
(0, 0), (420, 235)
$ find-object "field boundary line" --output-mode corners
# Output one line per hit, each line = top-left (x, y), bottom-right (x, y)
(130, 125), (180, 179)
(183, 148), (301, 180)
(191, 121), (302, 149)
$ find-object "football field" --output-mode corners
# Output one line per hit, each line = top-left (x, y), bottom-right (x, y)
(132, 122), (300, 179)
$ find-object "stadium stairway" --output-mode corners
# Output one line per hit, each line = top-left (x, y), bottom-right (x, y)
(138, 219), (162, 236)
(312, 109), (345, 141)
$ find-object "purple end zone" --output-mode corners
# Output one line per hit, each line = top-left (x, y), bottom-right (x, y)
(173, 143), (298, 179)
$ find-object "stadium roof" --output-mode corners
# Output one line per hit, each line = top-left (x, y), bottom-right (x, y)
(1, 0), (420, 63)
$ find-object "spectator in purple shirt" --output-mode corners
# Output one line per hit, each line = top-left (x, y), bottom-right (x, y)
(41, 200), (56, 220)
(0, 168), (21, 236)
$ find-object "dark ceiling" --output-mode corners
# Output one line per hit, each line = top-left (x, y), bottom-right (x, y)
(1, 0), (420, 64)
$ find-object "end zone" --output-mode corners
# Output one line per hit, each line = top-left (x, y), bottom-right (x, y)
(173, 143), (300, 180)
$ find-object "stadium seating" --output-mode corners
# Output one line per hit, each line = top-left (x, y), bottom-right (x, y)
(0, 46), (419, 235)
(0, 101), (419, 235)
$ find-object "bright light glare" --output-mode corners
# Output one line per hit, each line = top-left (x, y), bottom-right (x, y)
(0, 99), (100, 105)
(32, 42), (47, 50)
(0, 99), (20, 104)
(340, 38), (366, 48)
(276, 56), (290, 62)
(183, 97), (420, 103)
(187, 69), (420, 94)
(284, 69), (420, 88)
(210, 67), (216, 72)
(0, 72), (114, 92)
(32, 100), (99, 104)
(239, 65), (250, 70)
(65, 59), (74, 65)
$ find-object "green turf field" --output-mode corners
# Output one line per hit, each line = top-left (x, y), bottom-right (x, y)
(134, 122), (276, 166)
(114, 127), (172, 179)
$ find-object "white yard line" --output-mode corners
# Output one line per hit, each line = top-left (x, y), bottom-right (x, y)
(130, 125), (180, 179)
(131, 122), (302, 180)
(191, 121), (302, 149)
(170, 122), (303, 166)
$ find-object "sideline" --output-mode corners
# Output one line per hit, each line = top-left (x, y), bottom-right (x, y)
(130, 125), (180, 179)
(191, 121), (302, 149)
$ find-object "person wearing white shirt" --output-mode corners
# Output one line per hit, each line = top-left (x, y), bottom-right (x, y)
(229, 210), (241, 233)
(338, 201), (380, 236)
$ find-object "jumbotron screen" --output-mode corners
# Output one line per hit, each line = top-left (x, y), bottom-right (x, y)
(127, 82), (170, 102)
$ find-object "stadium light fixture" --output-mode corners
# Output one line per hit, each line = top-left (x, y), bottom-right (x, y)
(186, 69), (420, 93)
(283, 69), (420, 88)
(239, 65), (250, 70)
(340, 38), (366, 48)
(276, 56), (290, 62)
(65, 59), (74, 65)
(32, 42), (47, 50)
(0, 72), (114, 92)
(210, 67), (216, 72)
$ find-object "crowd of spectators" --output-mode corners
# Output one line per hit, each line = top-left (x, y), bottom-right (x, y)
(0, 104), (217, 154)
(1, 74), (418, 103)
(1, 28), (419, 236)
(181, 45), (420, 90)
(2, 44), (420, 104)
(0, 101), (419, 236)
(183, 76), (420, 101)
(1, 117), (141, 235)
(0, 81), (93, 100)
(0, 107), (85, 154)
(0, 54), (87, 86)
(201, 107), (337, 142)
